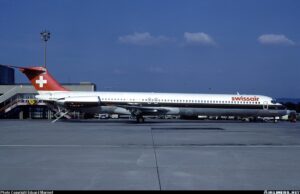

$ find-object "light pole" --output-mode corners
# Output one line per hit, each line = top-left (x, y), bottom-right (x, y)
(40, 30), (50, 68)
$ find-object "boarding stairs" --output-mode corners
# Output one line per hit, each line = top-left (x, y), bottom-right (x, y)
(0, 95), (47, 114)
(0, 86), (25, 103)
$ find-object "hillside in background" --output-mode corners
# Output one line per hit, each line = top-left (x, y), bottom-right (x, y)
(277, 98), (300, 113)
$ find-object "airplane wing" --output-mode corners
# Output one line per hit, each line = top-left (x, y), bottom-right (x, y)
(118, 104), (169, 116)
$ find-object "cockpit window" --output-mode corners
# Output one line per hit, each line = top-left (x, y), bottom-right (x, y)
(271, 99), (277, 104)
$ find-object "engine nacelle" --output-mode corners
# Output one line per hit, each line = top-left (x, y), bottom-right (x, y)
(56, 96), (101, 108)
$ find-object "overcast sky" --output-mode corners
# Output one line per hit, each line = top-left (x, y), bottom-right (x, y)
(0, 0), (299, 98)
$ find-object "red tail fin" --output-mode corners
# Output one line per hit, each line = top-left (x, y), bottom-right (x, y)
(17, 66), (69, 92)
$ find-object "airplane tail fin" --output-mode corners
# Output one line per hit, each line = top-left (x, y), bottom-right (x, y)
(9, 65), (69, 93)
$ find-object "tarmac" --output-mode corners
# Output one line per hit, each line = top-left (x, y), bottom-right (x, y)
(0, 119), (300, 190)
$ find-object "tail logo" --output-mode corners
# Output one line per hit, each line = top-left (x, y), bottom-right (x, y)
(36, 76), (47, 88)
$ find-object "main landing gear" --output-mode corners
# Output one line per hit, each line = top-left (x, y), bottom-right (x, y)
(136, 115), (145, 123)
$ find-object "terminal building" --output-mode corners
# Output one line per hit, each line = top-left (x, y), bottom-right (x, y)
(0, 65), (96, 119)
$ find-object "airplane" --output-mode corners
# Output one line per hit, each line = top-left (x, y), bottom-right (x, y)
(8, 65), (295, 123)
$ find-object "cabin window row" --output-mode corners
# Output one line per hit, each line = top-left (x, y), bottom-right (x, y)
(101, 98), (260, 104)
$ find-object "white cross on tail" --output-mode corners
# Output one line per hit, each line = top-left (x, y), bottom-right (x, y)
(36, 76), (47, 88)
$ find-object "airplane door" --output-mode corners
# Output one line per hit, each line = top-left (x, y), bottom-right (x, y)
(263, 101), (268, 110)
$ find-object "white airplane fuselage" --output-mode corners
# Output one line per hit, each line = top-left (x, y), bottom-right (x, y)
(36, 91), (289, 118)
(12, 65), (291, 122)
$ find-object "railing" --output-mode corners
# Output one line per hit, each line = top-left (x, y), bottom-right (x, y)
(0, 86), (23, 103)
(0, 96), (46, 114)
(0, 98), (21, 113)
(2, 99), (22, 113)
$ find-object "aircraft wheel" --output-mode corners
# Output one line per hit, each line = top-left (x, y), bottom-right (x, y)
(136, 116), (145, 123)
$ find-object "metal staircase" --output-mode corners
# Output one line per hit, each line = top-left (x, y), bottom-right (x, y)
(0, 98), (20, 113)
(1, 98), (46, 113)
(0, 86), (24, 103)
